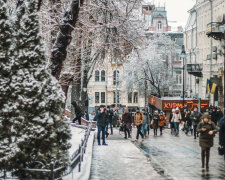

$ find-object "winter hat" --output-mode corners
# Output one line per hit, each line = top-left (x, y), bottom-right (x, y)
(201, 113), (211, 120)
(154, 110), (158, 114)
(175, 107), (179, 111)
(99, 105), (105, 108)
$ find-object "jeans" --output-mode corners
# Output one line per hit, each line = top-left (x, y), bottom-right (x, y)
(105, 122), (113, 134)
(193, 125), (198, 138)
(97, 125), (106, 145)
(174, 122), (179, 134)
(142, 124), (147, 135)
(136, 125), (144, 140)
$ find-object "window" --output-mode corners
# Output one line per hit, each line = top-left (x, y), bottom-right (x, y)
(113, 70), (119, 85)
(158, 21), (162, 30)
(128, 71), (132, 77)
(101, 70), (105, 82)
(113, 92), (120, 104)
(128, 92), (132, 103)
(95, 70), (99, 82)
(95, 92), (99, 103)
(176, 71), (182, 84)
(101, 92), (105, 103)
(133, 92), (138, 103)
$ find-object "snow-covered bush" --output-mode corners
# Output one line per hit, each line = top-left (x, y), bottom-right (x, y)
(0, 0), (71, 177)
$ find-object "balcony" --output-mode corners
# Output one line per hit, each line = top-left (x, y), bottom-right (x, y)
(206, 22), (225, 40)
(186, 64), (203, 77)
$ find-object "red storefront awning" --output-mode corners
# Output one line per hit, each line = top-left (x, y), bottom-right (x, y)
(149, 95), (209, 111)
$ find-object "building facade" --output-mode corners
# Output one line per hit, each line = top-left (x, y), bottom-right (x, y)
(184, 0), (225, 108)
(87, 58), (145, 113)
(143, 4), (184, 96)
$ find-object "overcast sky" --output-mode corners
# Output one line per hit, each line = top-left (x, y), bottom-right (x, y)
(150, 0), (196, 27)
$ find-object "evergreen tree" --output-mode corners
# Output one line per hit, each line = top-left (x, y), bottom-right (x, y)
(0, 0), (18, 170)
(0, 0), (71, 176)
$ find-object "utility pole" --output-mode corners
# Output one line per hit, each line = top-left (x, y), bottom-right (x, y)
(181, 45), (186, 108)
(115, 58), (118, 108)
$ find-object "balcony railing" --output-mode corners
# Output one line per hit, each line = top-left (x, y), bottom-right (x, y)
(186, 64), (203, 77)
(206, 22), (225, 40)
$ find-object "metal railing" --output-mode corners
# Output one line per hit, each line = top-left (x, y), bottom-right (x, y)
(1, 122), (94, 180)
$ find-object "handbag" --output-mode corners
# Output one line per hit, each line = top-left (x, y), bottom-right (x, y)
(218, 146), (225, 155)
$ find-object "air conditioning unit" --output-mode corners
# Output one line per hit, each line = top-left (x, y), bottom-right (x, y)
(213, 53), (217, 59)
(212, 46), (217, 52)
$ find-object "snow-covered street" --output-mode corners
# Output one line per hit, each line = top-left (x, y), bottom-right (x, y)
(90, 128), (164, 180)
(141, 129), (225, 180)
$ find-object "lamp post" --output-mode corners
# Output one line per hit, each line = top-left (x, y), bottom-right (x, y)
(180, 45), (186, 108)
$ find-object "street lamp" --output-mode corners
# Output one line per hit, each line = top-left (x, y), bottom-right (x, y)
(180, 45), (186, 107)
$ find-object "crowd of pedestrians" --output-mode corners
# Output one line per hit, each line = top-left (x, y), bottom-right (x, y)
(72, 101), (225, 170)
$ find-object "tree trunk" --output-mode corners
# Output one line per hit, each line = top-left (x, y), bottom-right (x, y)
(50, 0), (84, 80)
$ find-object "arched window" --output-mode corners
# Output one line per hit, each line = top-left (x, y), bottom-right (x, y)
(95, 70), (99, 82)
(101, 70), (105, 82)
(158, 21), (162, 30)
(113, 70), (119, 85)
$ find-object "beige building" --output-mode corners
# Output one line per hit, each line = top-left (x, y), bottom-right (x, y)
(184, 0), (225, 108)
(87, 58), (145, 113)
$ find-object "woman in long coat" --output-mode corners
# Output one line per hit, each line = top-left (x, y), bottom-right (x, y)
(197, 113), (217, 169)
(159, 112), (165, 135)
(121, 108), (132, 139)
(151, 111), (160, 136)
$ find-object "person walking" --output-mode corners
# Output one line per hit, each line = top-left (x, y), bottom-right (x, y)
(190, 107), (202, 139)
(134, 108), (144, 141)
(159, 111), (165, 135)
(95, 105), (108, 146)
(211, 107), (218, 126)
(106, 106), (114, 135)
(152, 111), (160, 136)
(141, 109), (149, 138)
(171, 107), (182, 136)
(219, 119), (225, 160)
(121, 108), (132, 139)
(197, 113), (217, 169)
(169, 109), (175, 134)
(71, 101), (83, 125)
(184, 110), (192, 135)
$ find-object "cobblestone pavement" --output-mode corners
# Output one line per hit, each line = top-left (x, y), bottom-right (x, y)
(140, 128), (225, 180)
(90, 129), (165, 180)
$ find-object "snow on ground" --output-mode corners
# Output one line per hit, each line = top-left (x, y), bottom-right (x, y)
(63, 129), (95, 180)
(90, 128), (165, 180)
(69, 125), (86, 157)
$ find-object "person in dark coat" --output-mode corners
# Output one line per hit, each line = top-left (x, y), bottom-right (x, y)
(219, 119), (225, 159)
(217, 108), (223, 126)
(169, 109), (175, 134)
(211, 107), (218, 125)
(190, 107), (202, 139)
(95, 105), (108, 146)
(121, 108), (132, 139)
(184, 110), (192, 135)
(151, 111), (160, 136)
(106, 106), (114, 135)
(197, 113), (217, 170)
(71, 101), (83, 125)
